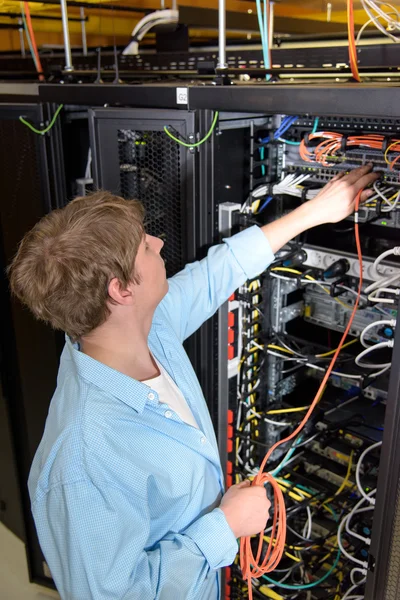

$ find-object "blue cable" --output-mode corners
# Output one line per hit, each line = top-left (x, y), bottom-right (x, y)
(263, 0), (271, 81)
(274, 116), (297, 139)
(269, 435), (304, 477)
(278, 116), (320, 146)
(260, 115), (299, 144)
(262, 548), (341, 590)
(256, 0), (268, 71)
(312, 116), (320, 133)
(258, 195), (273, 213)
(259, 116), (290, 143)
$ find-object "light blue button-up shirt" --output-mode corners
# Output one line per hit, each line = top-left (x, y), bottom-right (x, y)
(28, 225), (274, 600)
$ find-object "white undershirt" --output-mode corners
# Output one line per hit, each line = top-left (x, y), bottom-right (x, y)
(143, 358), (199, 429)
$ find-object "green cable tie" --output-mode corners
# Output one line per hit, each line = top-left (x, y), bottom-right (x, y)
(19, 104), (64, 136)
(164, 111), (219, 148)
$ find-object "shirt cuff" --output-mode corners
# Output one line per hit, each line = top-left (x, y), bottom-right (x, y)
(184, 508), (238, 570)
(223, 225), (275, 280)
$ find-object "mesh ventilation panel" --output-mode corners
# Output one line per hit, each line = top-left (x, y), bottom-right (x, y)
(118, 129), (183, 277)
(384, 476), (400, 600)
(0, 120), (42, 235)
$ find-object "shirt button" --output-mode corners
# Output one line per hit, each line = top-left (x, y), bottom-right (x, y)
(148, 392), (155, 401)
(165, 410), (173, 419)
(200, 436), (206, 444)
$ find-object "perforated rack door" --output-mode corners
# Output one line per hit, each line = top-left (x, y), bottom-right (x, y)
(0, 104), (65, 589)
(364, 298), (400, 600)
(89, 108), (197, 277)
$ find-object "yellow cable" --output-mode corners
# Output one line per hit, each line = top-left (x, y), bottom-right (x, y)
(316, 338), (358, 358)
(277, 482), (311, 502)
(263, 536), (302, 562)
(266, 406), (310, 415)
(384, 140), (400, 165)
(271, 267), (353, 309)
(365, 190), (399, 207)
(321, 503), (337, 519)
(276, 479), (312, 498)
(258, 585), (285, 600)
(248, 280), (261, 291)
(271, 267), (302, 276)
(269, 338), (358, 360)
(267, 344), (294, 354)
(323, 451), (354, 507)
(304, 274), (352, 309)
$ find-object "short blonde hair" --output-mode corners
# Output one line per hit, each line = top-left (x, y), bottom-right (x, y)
(8, 191), (145, 341)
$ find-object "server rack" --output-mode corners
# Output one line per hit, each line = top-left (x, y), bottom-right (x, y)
(209, 107), (400, 600)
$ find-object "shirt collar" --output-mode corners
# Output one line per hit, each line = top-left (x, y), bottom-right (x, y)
(65, 335), (155, 414)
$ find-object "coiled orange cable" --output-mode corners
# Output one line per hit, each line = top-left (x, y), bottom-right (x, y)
(240, 189), (365, 599)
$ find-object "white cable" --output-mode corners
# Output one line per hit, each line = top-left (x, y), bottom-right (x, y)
(266, 349), (365, 379)
(84, 147), (92, 179)
(355, 340), (393, 368)
(122, 10), (179, 55)
(271, 272), (376, 310)
(250, 340), (265, 352)
(356, 12), (399, 43)
(337, 515), (368, 569)
(342, 584), (366, 600)
(304, 361), (363, 379)
(364, 185), (395, 205)
(364, 246), (400, 300)
(382, 189), (400, 213)
(372, 181), (394, 207)
(365, 272), (400, 295)
(365, 272), (400, 296)
(247, 173), (322, 208)
(356, 441), (382, 506)
(304, 506), (312, 540)
(366, 246), (400, 291)
(368, 287), (400, 304)
(351, 567), (369, 585)
(337, 490), (376, 569)
(273, 337), (308, 358)
(247, 408), (292, 427)
(129, 9), (178, 39)
(360, 319), (396, 347)
(365, 0), (400, 29)
(345, 506), (374, 544)
(361, 0), (400, 41)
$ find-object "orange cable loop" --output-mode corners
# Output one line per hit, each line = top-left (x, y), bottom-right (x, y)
(347, 0), (361, 82)
(240, 189), (365, 599)
(24, 2), (45, 82)
(301, 132), (400, 167)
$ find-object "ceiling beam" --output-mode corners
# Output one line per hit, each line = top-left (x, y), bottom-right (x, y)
(16, 0), (149, 14)
(178, 6), (349, 34)
(0, 11), (87, 22)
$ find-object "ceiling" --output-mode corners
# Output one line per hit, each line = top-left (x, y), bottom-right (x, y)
(0, 1), (388, 53)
